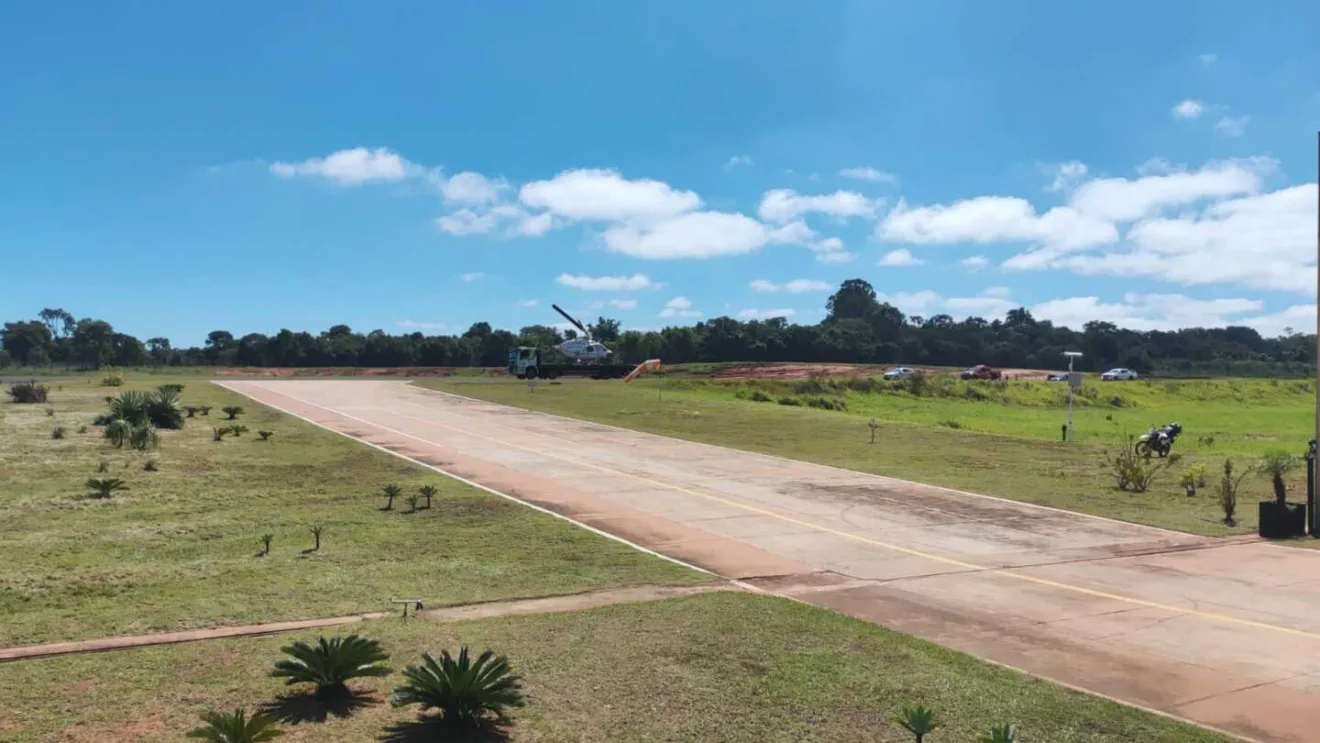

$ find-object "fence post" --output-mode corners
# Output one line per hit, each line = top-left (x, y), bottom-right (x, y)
(1308, 440), (1317, 537)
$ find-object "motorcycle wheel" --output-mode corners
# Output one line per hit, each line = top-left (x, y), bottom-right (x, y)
(1135, 441), (1152, 456)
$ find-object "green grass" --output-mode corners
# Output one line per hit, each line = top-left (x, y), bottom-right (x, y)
(0, 591), (1231, 743)
(420, 376), (1316, 536)
(0, 376), (705, 647)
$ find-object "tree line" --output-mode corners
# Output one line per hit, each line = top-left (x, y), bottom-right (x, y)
(2, 281), (1314, 375)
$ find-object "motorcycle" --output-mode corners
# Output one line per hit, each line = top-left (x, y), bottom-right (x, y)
(1136, 422), (1182, 458)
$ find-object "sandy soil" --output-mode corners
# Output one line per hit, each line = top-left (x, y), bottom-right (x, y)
(707, 362), (1057, 381)
(214, 366), (504, 378)
(221, 379), (1320, 743)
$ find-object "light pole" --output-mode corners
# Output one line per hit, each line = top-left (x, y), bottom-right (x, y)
(1063, 351), (1083, 442)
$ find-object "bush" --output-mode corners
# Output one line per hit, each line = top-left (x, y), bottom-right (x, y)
(1219, 459), (1248, 525)
(8, 381), (49, 403)
(45, 406), (55, 417)
(906, 372), (927, 397)
(1105, 436), (1180, 492)
(51, 426), (66, 440)
(143, 458), (159, 472)
(791, 375), (831, 395)
(96, 458), (110, 473)
(1256, 450), (1298, 506)
(213, 426), (231, 442)
(186, 708), (283, 742)
(777, 396), (801, 406)
(101, 374), (123, 387)
(86, 477), (128, 499)
(806, 397), (846, 411)
(938, 418), (962, 429)
(270, 634), (391, 697)
(748, 390), (772, 403)
(257, 430), (274, 441)
(391, 647), (525, 728)
(1179, 464), (1208, 491)
(91, 413), (112, 426)
(222, 405), (245, 420)
(77, 424), (88, 434)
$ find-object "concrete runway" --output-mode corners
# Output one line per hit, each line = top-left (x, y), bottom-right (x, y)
(223, 379), (1320, 742)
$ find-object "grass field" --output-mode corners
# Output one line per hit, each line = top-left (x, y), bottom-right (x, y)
(419, 374), (1317, 536)
(0, 591), (1232, 743)
(0, 376), (705, 646)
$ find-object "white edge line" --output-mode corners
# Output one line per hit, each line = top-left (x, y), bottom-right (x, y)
(213, 380), (734, 586)
(216, 379), (1256, 743)
(410, 383), (1195, 540)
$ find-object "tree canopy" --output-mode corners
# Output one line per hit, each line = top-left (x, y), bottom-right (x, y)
(3, 282), (1314, 376)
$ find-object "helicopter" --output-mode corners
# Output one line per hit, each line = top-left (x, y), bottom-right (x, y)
(551, 304), (614, 362)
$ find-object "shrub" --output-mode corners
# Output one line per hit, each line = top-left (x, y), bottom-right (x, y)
(96, 458), (110, 473)
(101, 374), (123, 387)
(979, 724), (1017, 743)
(199, 405), (213, 416)
(419, 484), (437, 509)
(406, 495), (421, 513)
(1179, 465), (1208, 490)
(1256, 450), (1298, 506)
(391, 647), (525, 728)
(261, 534), (273, 556)
(77, 424), (88, 434)
(8, 381), (49, 404)
(310, 525), (324, 551)
(144, 458), (159, 472)
(1105, 436), (1180, 492)
(895, 704), (940, 742)
(51, 426), (66, 440)
(1219, 459), (1249, 525)
(257, 430), (274, 441)
(806, 396), (846, 411)
(222, 405), (245, 420)
(229, 424), (250, 438)
(748, 390), (772, 402)
(91, 413), (112, 426)
(382, 483), (402, 510)
(128, 423), (158, 451)
(45, 406), (55, 417)
(270, 635), (391, 697)
(938, 418), (962, 429)
(185, 708), (283, 742)
(104, 420), (134, 448)
(86, 477), (128, 499)
(905, 372), (927, 397)
(777, 396), (801, 406)
(185, 406), (200, 418)
(791, 375), (830, 395)
(213, 426), (231, 442)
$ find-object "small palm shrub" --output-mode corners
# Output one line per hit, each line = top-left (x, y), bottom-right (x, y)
(8, 381), (48, 403)
(270, 635), (391, 697)
(310, 525), (324, 551)
(101, 374), (123, 387)
(419, 484), (437, 509)
(213, 426), (231, 442)
(186, 406), (200, 418)
(1256, 450), (1298, 505)
(128, 423), (158, 451)
(77, 424), (88, 434)
(406, 495), (420, 513)
(261, 534), (273, 555)
(222, 405), (245, 420)
(186, 708), (283, 742)
(391, 647), (525, 727)
(51, 426), (67, 440)
(96, 458), (110, 473)
(199, 405), (213, 416)
(229, 424), (250, 438)
(1220, 459), (1248, 525)
(382, 484), (402, 510)
(86, 477), (128, 499)
(45, 406), (55, 416)
(143, 458), (159, 472)
(896, 704), (940, 742)
(979, 724), (1017, 743)
(104, 419), (134, 448)
(257, 430), (274, 441)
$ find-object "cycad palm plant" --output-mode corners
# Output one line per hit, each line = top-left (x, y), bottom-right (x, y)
(382, 484), (402, 510)
(896, 704), (940, 743)
(103, 419), (134, 448)
(391, 647), (525, 727)
(419, 484), (437, 509)
(978, 724), (1017, 743)
(270, 635), (391, 697)
(186, 708), (282, 742)
(86, 477), (128, 499)
(108, 390), (151, 426)
(145, 385), (185, 429)
(128, 422), (158, 451)
(1257, 450), (1298, 505)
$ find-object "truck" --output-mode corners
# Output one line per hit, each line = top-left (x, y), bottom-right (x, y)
(507, 347), (633, 380)
(959, 364), (1002, 380)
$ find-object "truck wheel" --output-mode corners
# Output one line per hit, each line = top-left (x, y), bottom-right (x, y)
(525, 367), (538, 380)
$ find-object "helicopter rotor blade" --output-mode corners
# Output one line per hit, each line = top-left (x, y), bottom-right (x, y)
(551, 304), (590, 336)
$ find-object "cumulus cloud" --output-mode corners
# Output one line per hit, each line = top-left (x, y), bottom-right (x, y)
(608, 298), (638, 310)
(879, 248), (924, 266)
(601, 211), (812, 260)
(960, 255), (990, 272)
(459, 272), (485, 282)
(1045, 161), (1089, 192)
(440, 171), (507, 205)
(749, 279), (832, 293)
(877, 196), (1118, 249)
(724, 154), (753, 171)
(659, 296), (702, 318)
(517, 299), (539, 308)
(1172, 99), (1205, 119)
(557, 273), (655, 291)
(395, 319), (447, 329)
(435, 205), (552, 237)
(1067, 157), (1272, 223)
(758, 189), (881, 223)
(1032, 293), (1265, 331)
(816, 251), (856, 264)
(271, 147), (417, 185)
(520, 168), (701, 222)
(839, 166), (897, 183)
(1215, 115), (1249, 137)
(738, 308), (795, 320)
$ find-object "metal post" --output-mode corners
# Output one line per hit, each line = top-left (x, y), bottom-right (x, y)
(1066, 355), (1075, 442)
(1308, 440), (1317, 537)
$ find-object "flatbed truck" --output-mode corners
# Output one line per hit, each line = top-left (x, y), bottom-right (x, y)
(507, 347), (632, 380)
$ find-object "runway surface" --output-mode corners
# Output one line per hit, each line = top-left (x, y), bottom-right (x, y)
(223, 379), (1320, 742)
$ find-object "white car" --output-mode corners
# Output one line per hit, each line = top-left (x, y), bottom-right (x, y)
(1101, 368), (1139, 381)
(883, 367), (916, 380)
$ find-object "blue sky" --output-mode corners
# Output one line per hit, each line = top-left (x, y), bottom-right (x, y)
(2, 1), (1317, 346)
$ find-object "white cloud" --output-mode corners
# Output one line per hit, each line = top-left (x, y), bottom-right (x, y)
(878, 197), (1118, 249)
(460, 272), (485, 282)
(879, 248), (924, 266)
(517, 299), (539, 308)
(724, 155), (753, 171)
(839, 166), (897, 184)
(1067, 157), (1272, 222)
(435, 205), (552, 237)
(440, 171), (507, 205)
(1242, 304), (1317, 336)
(816, 251), (856, 264)
(520, 168), (701, 222)
(557, 273), (655, 291)
(943, 295), (1017, 317)
(1172, 99), (1205, 119)
(270, 147), (417, 186)
(877, 290), (942, 315)
(601, 211), (812, 260)
(738, 308), (795, 320)
(1032, 293), (1265, 332)
(660, 296), (702, 318)
(1045, 161), (1089, 192)
(395, 320), (446, 329)
(981, 286), (1011, 298)
(757, 189), (881, 223)
(608, 298), (638, 310)
(1199, 53), (1218, 66)
(960, 255), (990, 272)
(1214, 115), (1249, 137)
(750, 279), (832, 293)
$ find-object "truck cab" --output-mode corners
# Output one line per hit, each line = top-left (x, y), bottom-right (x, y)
(508, 346), (541, 379)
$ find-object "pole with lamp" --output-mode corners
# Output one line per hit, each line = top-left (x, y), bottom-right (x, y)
(1063, 351), (1083, 442)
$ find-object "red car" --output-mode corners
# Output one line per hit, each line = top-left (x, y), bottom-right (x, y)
(959, 364), (1002, 380)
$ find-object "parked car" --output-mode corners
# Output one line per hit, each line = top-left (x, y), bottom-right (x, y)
(883, 367), (916, 380)
(959, 364), (1002, 380)
(1046, 373), (1068, 382)
(1101, 368), (1139, 381)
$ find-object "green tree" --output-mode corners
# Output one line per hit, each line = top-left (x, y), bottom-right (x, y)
(1, 321), (54, 365)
